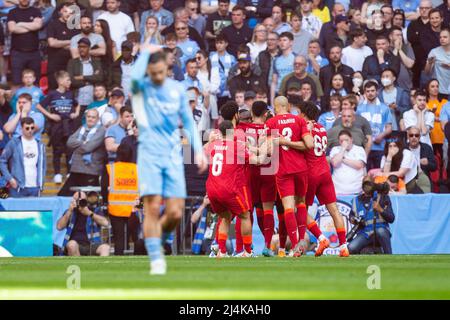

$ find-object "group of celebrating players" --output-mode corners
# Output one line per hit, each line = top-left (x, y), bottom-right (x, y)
(205, 96), (350, 258)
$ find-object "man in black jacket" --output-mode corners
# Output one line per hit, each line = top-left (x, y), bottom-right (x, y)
(319, 45), (354, 96)
(227, 53), (267, 99)
(255, 31), (279, 97)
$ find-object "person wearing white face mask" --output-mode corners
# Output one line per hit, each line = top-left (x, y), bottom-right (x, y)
(351, 71), (364, 97)
(378, 68), (411, 132)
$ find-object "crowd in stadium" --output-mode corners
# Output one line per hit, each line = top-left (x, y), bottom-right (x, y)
(0, 0), (449, 258)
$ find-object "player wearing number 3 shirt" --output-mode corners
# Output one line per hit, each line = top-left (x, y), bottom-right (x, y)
(264, 96), (314, 257)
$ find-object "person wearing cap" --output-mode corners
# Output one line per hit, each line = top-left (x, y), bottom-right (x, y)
(67, 37), (104, 120)
(107, 40), (137, 101)
(101, 88), (125, 128)
(300, 0), (322, 38)
(70, 15), (107, 60)
(47, 2), (80, 90)
(227, 51), (267, 99)
(318, 3), (347, 53)
(323, 14), (352, 56)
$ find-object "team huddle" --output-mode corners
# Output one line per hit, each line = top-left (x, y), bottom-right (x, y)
(205, 97), (349, 258)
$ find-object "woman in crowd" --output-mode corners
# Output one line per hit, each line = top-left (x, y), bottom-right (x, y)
(142, 16), (164, 45)
(175, 21), (200, 70)
(247, 24), (268, 64)
(352, 71), (365, 98)
(94, 19), (117, 64)
(392, 9), (408, 44)
(348, 8), (363, 29)
(312, 0), (330, 24)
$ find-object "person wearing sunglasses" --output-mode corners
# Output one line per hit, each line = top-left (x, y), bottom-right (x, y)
(0, 117), (46, 198)
(407, 126), (437, 193)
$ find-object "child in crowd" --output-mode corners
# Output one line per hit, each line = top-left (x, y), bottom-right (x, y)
(10, 69), (45, 113)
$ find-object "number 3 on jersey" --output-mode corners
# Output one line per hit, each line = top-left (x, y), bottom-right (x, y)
(281, 127), (293, 151)
(212, 153), (223, 176)
(314, 135), (327, 156)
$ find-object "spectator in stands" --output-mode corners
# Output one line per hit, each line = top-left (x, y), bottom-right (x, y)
(318, 93), (341, 131)
(201, 0), (236, 15)
(94, 18), (117, 64)
(378, 68), (411, 132)
(300, 0), (321, 39)
(365, 10), (391, 50)
(37, 70), (80, 184)
(104, 105), (133, 163)
(107, 40), (136, 101)
(161, 7), (205, 50)
(402, 90), (435, 147)
(425, 28), (450, 100)
(234, 89), (245, 108)
(196, 49), (220, 125)
(47, 2), (79, 90)
(70, 15), (106, 60)
(306, 39), (328, 76)
(318, 2), (346, 53)
(379, 136), (421, 193)
(330, 129), (367, 195)
(204, 0), (231, 49)
(86, 84), (108, 121)
(188, 86), (209, 133)
(228, 52), (266, 101)
(186, 0), (206, 37)
(290, 12), (312, 58)
(118, 119), (137, 164)
(67, 38), (104, 126)
(389, 26), (415, 91)
(255, 31), (279, 96)
(7, 0), (43, 90)
(270, 31), (295, 105)
(342, 28), (373, 73)
(4, 93), (45, 141)
(358, 81), (393, 169)
(98, 0), (135, 54)
(141, 15), (164, 45)
(239, 0), (273, 23)
(407, 0), (432, 88)
(420, 8), (443, 66)
(392, 9), (407, 42)
(362, 35), (401, 83)
(407, 126), (436, 193)
(175, 20), (200, 70)
(380, 4), (394, 29)
(221, 5), (252, 57)
(57, 191), (110, 256)
(162, 47), (184, 81)
(209, 34), (236, 108)
(279, 55), (322, 102)
(271, 3), (291, 35)
(10, 69), (44, 113)
(58, 109), (106, 196)
(312, 0), (331, 24)
(247, 23), (267, 63)
(182, 58), (204, 93)
(140, 0), (173, 35)
(323, 14), (351, 55)
(328, 108), (368, 151)
(0, 88), (12, 153)
(0, 117), (46, 198)
(319, 45), (354, 97)
(101, 89), (125, 127)
(351, 71), (365, 97)
(393, 0), (419, 22)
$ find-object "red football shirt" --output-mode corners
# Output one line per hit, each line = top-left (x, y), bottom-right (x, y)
(305, 122), (331, 176)
(205, 139), (250, 193)
(265, 113), (310, 175)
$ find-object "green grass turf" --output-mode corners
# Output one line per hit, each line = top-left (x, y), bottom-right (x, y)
(0, 255), (449, 299)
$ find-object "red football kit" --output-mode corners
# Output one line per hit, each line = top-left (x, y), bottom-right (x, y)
(305, 122), (337, 206)
(265, 113), (311, 198)
(206, 138), (251, 216)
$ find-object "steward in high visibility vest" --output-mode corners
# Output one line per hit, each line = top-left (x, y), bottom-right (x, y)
(106, 162), (139, 218)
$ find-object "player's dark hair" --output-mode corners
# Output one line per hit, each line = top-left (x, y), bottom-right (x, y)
(120, 105), (133, 116)
(219, 120), (234, 136)
(300, 101), (320, 121)
(338, 129), (352, 139)
(20, 117), (35, 127)
(148, 51), (167, 64)
(220, 101), (239, 121)
(252, 101), (268, 117)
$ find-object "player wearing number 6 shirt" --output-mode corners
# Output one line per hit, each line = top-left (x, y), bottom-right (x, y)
(298, 102), (349, 257)
(206, 120), (265, 258)
(131, 44), (207, 275)
(265, 96), (314, 257)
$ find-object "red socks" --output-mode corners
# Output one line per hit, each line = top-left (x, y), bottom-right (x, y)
(284, 208), (298, 248)
(277, 212), (287, 249)
(218, 232), (228, 254)
(215, 218), (222, 243)
(336, 228), (347, 246)
(307, 220), (322, 239)
(256, 208), (264, 233)
(296, 203), (307, 241)
(263, 209), (274, 248)
(235, 217), (243, 253)
(243, 235), (252, 253)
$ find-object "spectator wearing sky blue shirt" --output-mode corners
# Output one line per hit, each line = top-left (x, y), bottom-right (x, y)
(175, 21), (200, 72)
(3, 93), (45, 142)
(182, 59), (204, 94)
(140, 0), (173, 36)
(357, 81), (394, 170)
(10, 69), (44, 113)
(319, 94), (342, 131)
(270, 31), (295, 105)
(104, 105), (133, 163)
(306, 39), (328, 76)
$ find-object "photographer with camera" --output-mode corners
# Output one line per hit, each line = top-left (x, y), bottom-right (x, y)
(347, 176), (395, 254)
(57, 191), (110, 256)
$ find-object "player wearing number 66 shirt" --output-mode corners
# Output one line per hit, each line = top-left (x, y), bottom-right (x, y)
(297, 102), (350, 257)
(205, 120), (266, 258)
(264, 96), (314, 257)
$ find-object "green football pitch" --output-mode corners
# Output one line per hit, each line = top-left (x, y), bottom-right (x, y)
(0, 255), (449, 299)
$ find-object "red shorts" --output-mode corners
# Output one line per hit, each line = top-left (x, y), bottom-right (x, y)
(250, 167), (277, 205)
(207, 185), (251, 216)
(276, 172), (308, 199)
(306, 172), (337, 206)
